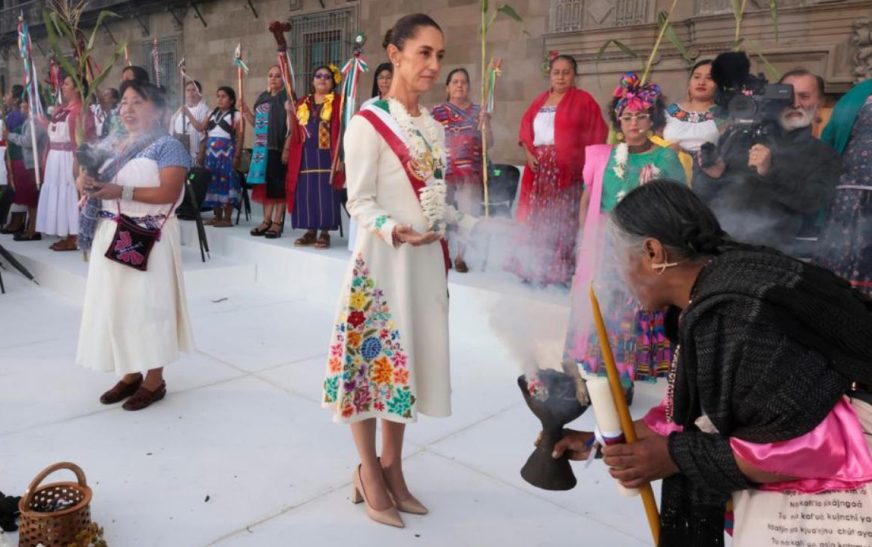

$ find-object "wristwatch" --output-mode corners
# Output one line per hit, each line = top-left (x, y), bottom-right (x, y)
(121, 185), (135, 201)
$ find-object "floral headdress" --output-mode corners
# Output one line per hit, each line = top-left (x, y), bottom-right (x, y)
(612, 72), (661, 116)
(327, 63), (342, 86)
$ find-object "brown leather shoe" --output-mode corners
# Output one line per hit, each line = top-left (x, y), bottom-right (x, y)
(122, 382), (167, 411)
(454, 258), (469, 273)
(99, 374), (143, 405)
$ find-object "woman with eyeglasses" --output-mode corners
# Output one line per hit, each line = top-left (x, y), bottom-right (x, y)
(285, 65), (344, 248)
(507, 54), (608, 286)
(562, 73), (686, 399)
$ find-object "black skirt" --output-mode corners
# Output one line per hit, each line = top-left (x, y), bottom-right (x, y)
(262, 149), (287, 199)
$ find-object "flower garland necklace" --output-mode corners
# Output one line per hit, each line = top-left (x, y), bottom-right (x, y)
(386, 97), (448, 234)
(613, 141), (661, 202)
(296, 92), (334, 127)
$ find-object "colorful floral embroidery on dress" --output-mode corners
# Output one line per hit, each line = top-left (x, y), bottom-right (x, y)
(323, 253), (415, 420)
(666, 103), (716, 123)
(374, 214), (388, 230)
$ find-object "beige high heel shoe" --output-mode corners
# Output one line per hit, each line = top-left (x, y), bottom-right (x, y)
(380, 460), (429, 515)
(352, 465), (404, 528)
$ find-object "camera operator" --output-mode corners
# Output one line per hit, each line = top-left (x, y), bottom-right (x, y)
(694, 56), (841, 256)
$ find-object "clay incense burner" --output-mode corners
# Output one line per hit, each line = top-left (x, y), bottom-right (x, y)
(518, 368), (588, 491)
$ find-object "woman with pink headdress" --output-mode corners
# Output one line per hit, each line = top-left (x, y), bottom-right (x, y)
(562, 73), (685, 399)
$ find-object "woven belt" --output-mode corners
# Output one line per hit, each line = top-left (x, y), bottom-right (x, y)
(50, 142), (76, 152)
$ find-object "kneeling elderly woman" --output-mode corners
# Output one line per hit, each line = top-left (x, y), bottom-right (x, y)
(551, 180), (872, 546)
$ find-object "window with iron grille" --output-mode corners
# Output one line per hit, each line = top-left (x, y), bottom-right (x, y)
(139, 37), (180, 108)
(290, 7), (357, 98)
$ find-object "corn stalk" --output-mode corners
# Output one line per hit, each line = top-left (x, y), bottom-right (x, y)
(730, 0), (782, 80)
(479, 1), (525, 217)
(43, 0), (126, 145)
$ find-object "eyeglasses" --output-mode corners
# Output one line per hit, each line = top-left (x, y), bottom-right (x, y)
(314, 73), (333, 80)
(618, 113), (651, 123)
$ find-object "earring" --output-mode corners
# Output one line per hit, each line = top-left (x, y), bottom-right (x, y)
(652, 251), (679, 275)
(616, 131), (624, 141)
(647, 130), (654, 138)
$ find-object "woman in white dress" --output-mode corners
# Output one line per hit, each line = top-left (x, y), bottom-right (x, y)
(36, 74), (95, 251)
(322, 14), (482, 528)
(662, 60), (722, 156)
(75, 81), (193, 411)
(349, 63), (394, 251)
(170, 80), (210, 164)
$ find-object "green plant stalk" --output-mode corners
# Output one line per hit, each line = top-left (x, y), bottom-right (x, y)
(640, 0), (679, 84)
(733, 0), (749, 48)
(481, 1), (489, 217)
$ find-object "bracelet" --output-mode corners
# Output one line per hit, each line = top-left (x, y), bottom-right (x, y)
(122, 185), (135, 201)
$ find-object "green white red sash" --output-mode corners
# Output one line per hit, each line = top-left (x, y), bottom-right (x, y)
(357, 101), (450, 273)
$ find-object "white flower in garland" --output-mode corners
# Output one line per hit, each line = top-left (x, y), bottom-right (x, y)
(387, 98), (448, 235)
(613, 142), (628, 180)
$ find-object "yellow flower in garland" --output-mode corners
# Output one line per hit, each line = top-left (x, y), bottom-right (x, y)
(296, 92), (335, 128)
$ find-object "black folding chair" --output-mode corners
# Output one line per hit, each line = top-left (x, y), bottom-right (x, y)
(176, 168), (212, 263)
(479, 164), (521, 270)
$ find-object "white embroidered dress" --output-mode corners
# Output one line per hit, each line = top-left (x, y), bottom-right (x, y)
(36, 112), (78, 236)
(322, 100), (474, 424)
(76, 136), (194, 375)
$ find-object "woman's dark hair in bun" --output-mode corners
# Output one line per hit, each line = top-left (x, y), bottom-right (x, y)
(382, 13), (442, 51)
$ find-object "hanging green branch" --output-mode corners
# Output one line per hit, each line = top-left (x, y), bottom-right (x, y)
(595, 0), (687, 85)
(640, 0), (679, 84)
(658, 11), (692, 66)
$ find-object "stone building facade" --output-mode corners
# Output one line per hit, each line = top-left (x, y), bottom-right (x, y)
(0, 0), (868, 164)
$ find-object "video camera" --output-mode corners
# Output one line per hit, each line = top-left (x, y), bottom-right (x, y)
(699, 52), (794, 168)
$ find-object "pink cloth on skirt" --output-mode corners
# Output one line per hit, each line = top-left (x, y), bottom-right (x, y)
(643, 396), (872, 493)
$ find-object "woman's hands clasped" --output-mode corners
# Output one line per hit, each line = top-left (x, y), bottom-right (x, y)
(76, 170), (122, 200)
(392, 224), (440, 247)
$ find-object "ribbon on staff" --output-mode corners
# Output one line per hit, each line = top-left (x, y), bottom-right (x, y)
(484, 57), (502, 115)
(17, 14), (43, 189)
(268, 21), (297, 103)
(338, 49), (369, 128)
(233, 44), (249, 75)
(277, 50), (296, 100)
(151, 38), (160, 87)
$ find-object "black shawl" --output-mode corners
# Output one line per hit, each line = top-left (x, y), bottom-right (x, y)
(660, 246), (872, 546)
(253, 89), (289, 150)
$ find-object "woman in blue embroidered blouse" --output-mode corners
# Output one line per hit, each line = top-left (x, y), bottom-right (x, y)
(75, 81), (194, 412)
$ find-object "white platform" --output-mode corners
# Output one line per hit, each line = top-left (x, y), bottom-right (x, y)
(0, 218), (666, 547)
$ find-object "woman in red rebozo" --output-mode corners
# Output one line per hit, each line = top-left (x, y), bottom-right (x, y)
(506, 54), (608, 286)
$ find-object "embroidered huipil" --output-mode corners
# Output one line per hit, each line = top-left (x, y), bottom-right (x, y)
(322, 102), (475, 424)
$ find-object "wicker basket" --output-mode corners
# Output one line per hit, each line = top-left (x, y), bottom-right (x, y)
(17, 462), (93, 547)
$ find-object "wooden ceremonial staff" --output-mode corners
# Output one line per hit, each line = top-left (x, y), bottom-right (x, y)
(589, 283), (662, 544)
(268, 21), (298, 104)
(234, 44), (246, 147)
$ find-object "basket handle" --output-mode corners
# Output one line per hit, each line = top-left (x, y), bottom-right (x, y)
(22, 462), (88, 508)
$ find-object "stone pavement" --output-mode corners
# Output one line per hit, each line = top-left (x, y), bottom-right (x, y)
(0, 221), (665, 546)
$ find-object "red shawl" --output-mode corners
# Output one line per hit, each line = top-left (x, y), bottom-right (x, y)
(285, 93), (345, 214)
(516, 87), (607, 221)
